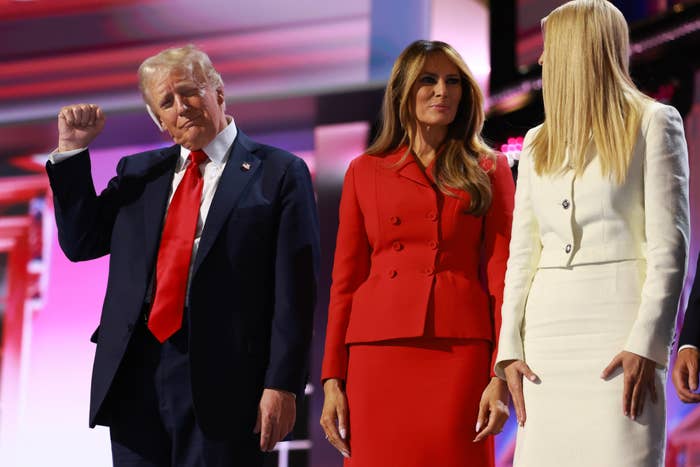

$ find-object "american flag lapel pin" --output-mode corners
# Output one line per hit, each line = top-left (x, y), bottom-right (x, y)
(241, 162), (251, 171)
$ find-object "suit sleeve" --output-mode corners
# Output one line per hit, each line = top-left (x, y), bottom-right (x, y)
(624, 104), (690, 367)
(494, 129), (543, 379)
(264, 157), (320, 397)
(482, 154), (515, 377)
(679, 253), (700, 348)
(45, 149), (123, 261)
(320, 159), (371, 381)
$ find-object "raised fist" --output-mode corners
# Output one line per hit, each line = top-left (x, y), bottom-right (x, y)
(57, 104), (106, 152)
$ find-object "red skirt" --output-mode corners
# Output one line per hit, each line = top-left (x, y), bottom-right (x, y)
(344, 337), (494, 467)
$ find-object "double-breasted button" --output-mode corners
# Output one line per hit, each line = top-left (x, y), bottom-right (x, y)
(562, 199), (570, 209)
(422, 267), (435, 276)
(428, 240), (438, 250)
(426, 211), (438, 222)
(564, 243), (572, 254)
(390, 216), (401, 225)
(388, 269), (397, 278)
(392, 241), (403, 251)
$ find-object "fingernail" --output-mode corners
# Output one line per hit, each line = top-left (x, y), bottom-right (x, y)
(475, 421), (482, 432)
(528, 375), (536, 382)
(340, 427), (347, 439)
(519, 420), (524, 427)
(342, 451), (350, 458)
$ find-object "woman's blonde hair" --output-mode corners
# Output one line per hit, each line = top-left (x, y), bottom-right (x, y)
(367, 40), (496, 215)
(532, 0), (650, 182)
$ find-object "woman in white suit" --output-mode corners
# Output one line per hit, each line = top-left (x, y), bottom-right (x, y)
(495, 1), (689, 466)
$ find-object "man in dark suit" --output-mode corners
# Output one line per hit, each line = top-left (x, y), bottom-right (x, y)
(46, 44), (319, 466)
(673, 254), (700, 403)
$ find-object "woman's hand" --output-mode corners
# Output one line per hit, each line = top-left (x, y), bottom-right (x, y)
(319, 378), (350, 458)
(601, 351), (658, 420)
(473, 377), (510, 442)
(502, 359), (539, 427)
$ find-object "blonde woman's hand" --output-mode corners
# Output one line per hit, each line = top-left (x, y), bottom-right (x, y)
(601, 351), (658, 420)
(473, 377), (510, 442)
(320, 378), (350, 458)
(502, 359), (539, 427)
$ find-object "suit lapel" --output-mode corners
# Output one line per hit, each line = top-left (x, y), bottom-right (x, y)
(143, 147), (179, 278)
(385, 148), (433, 187)
(192, 132), (261, 274)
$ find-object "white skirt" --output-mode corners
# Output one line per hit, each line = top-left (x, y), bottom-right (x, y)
(514, 260), (666, 467)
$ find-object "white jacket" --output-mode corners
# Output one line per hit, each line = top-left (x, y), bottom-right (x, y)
(496, 101), (690, 374)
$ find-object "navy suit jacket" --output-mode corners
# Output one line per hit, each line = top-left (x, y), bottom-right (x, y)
(46, 131), (319, 439)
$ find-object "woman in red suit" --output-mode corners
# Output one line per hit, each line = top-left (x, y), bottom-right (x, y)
(320, 40), (514, 466)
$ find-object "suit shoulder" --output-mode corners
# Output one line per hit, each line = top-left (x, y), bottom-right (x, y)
(480, 152), (510, 174)
(523, 124), (543, 145)
(254, 143), (297, 161)
(118, 145), (178, 174)
(250, 142), (308, 172)
(347, 153), (381, 172)
(640, 100), (682, 133)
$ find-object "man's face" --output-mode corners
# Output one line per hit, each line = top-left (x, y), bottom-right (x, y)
(148, 68), (227, 150)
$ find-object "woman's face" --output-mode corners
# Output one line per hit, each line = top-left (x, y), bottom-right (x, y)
(411, 53), (463, 131)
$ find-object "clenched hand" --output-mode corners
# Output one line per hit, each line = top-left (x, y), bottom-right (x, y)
(57, 104), (106, 152)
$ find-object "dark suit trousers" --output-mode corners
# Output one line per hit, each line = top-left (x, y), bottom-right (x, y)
(107, 315), (263, 467)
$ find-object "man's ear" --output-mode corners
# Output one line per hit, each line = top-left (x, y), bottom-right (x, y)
(216, 88), (225, 105)
(146, 105), (166, 132)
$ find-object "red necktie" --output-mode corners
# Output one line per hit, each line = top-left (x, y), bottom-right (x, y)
(148, 149), (208, 342)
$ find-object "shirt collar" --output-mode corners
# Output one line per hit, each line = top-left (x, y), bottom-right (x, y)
(179, 115), (238, 166)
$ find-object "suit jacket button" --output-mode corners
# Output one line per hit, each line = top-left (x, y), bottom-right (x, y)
(428, 240), (438, 250)
(392, 241), (403, 251)
(565, 243), (572, 253)
(426, 211), (438, 221)
(423, 267), (435, 276)
(388, 269), (397, 278)
(562, 199), (570, 209)
(390, 216), (401, 225)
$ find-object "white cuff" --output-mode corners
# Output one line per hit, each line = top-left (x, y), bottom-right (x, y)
(49, 147), (86, 164)
(679, 344), (699, 353)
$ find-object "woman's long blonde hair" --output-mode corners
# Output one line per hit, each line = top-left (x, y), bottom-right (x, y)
(532, 0), (651, 182)
(367, 40), (496, 216)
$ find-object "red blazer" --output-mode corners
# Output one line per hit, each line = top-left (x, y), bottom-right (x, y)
(321, 148), (514, 380)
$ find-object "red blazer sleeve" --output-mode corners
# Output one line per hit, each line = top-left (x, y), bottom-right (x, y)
(482, 155), (515, 376)
(321, 159), (371, 381)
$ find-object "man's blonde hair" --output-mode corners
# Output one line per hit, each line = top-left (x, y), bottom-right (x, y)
(531, 0), (650, 183)
(138, 44), (224, 107)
